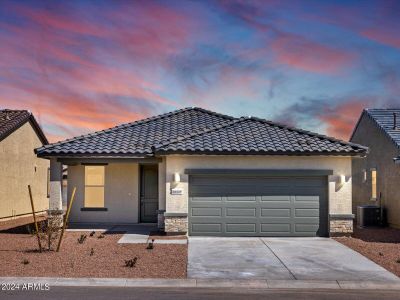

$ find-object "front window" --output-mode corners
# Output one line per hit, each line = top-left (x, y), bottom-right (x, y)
(371, 168), (377, 200)
(84, 166), (105, 208)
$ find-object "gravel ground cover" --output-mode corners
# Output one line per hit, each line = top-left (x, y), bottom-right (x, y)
(334, 226), (400, 277)
(0, 220), (187, 278)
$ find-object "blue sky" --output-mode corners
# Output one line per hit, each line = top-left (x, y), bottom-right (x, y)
(0, 0), (399, 141)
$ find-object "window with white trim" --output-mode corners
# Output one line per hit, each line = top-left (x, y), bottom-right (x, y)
(84, 166), (105, 208)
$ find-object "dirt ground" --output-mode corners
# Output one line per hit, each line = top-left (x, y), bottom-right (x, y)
(334, 226), (400, 277)
(0, 220), (187, 278)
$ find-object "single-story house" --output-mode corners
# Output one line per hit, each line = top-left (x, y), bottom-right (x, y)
(350, 108), (400, 228)
(35, 107), (368, 236)
(0, 109), (49, 220)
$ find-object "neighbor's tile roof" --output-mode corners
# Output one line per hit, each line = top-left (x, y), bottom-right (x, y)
(36, 107), (367, 157)
(364, 109), (400, 149)
(0, 109), (48, 144)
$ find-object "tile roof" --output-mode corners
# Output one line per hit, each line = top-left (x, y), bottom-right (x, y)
(361, 109), (400, 149)
(154, 117), (367, 155)
(36, 107), (367, 157)
(36, 107), (234, 156)
(0, 109), (48, 144)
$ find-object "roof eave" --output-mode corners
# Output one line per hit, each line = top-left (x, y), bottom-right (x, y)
(154, 150), (367, 157)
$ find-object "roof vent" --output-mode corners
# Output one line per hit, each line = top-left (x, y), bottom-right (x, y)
(394, 112), (398, 130)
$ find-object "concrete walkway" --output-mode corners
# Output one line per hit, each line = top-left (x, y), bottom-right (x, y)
(188, 237), (399, 282)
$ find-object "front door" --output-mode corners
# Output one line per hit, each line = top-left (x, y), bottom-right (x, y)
(140, 165), (159, 223)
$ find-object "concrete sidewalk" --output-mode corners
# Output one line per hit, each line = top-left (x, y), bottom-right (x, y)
(1, 277), (400, 290)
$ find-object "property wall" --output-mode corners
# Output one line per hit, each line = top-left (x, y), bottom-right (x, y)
(164, 155), (353, 216)
(0, 122), (49, 219)
(351, 115), (400, 228)
(67, 163), (139, 223)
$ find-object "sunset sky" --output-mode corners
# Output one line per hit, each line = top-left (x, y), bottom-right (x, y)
(0, 0), (399, 143)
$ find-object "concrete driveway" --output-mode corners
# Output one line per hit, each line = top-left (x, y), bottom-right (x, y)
(188, 237), (399, 281)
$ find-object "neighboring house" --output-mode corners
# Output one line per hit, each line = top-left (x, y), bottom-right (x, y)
(350, 109), (400, 229)
(0, 109), (49, 220)
(36, 107), (367, 237)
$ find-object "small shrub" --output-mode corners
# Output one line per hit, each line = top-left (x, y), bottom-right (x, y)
(90, 248), (94, 256)
(77, 234), (87, 244)
(396, 258), (400, 264)
(97, 233), (105, 239)
(379, 252), (384, 256)
(37, 219), (61, 251)
(146, 239), (154, 250)
(90, 231), (96, 237)
(125, 257), (138, 268)
(22, 259), (29, 265)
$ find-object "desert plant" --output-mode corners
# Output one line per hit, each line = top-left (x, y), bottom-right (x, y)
(90, 248), (94, 256)
(124, 257), (138, 268)
(37, 219), (61, 251)
(379, 252), (384, 256)
(146, 239), (154, 250)
(90, 231), (96, 237)
(22, 259), (29, 265)
(77, 234), (87, 244)
(396, 258), (400, 264)
(97, 233), (105, 239)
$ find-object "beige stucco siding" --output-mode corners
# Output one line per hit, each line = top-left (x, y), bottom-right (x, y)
(0, 122), (49, 219)
(351, 115), (400, 228)
(67, 163), (139, 223)
(164, 155), (352, 215)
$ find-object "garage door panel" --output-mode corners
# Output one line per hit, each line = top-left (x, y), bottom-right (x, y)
(226, 223), (256, 233)
(226, 196), (256, 202)
(261, 208), (290, 217)
(295, 208), (319, 217)
(189, 175), (328, 237)
(295, 223), (320, 232)
(261, 195), (291, 202)
(226, 208), (256, 217)
(190, 196), (223, 202)
(191, 207), (222, 217)
(191, 223), (222, 233)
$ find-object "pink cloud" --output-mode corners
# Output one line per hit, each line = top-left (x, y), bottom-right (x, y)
(271, 34), (356, 74)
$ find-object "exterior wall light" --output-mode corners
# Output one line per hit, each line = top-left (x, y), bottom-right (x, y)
(173, 172), (181, 183)
(339, 174), (346, 186)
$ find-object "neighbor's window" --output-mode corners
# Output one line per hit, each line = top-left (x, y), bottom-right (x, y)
(47, 167), (50, 198)
(84, 166), (105, 207)
(371, 168), (377, 200)
(362, 169), (367, 183)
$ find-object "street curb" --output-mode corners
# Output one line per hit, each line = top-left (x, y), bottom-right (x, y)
(1, 277), (400, 290)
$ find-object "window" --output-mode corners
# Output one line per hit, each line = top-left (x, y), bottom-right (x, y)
(371, 168), (377, 200)
(362, 169), (367, 183)
(84, 166), (105, 208)
(47, 167), (50, 198)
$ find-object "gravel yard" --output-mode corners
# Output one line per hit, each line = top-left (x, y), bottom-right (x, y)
(334, 226), (400, 278)
(0, 220), (187, 278)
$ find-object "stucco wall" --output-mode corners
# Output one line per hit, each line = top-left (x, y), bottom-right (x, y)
(164, 155), (352, 215)
(67, 163), (139, 223)
(351, 115), (400, 228)
(0, 122), (49, 219)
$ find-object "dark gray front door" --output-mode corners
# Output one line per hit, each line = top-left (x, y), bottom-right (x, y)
(140, 165), (158, 223)
(188, 175), (328, 237)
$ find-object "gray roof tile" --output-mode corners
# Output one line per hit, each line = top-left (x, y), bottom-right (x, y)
(364, 109), (400, 149)
(0, 109), (48, 144)
(36, 107), (367, 157)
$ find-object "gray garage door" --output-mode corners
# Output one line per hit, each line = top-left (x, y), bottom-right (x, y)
(188, 175), (328, 237)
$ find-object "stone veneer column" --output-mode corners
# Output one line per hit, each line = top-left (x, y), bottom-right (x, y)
(329, 214), (354, 235)
(164, 213), (188, 234)
(48, 158), (63, 226)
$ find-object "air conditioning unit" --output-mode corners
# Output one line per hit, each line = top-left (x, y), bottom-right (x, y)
(357, 205), (383, 228)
